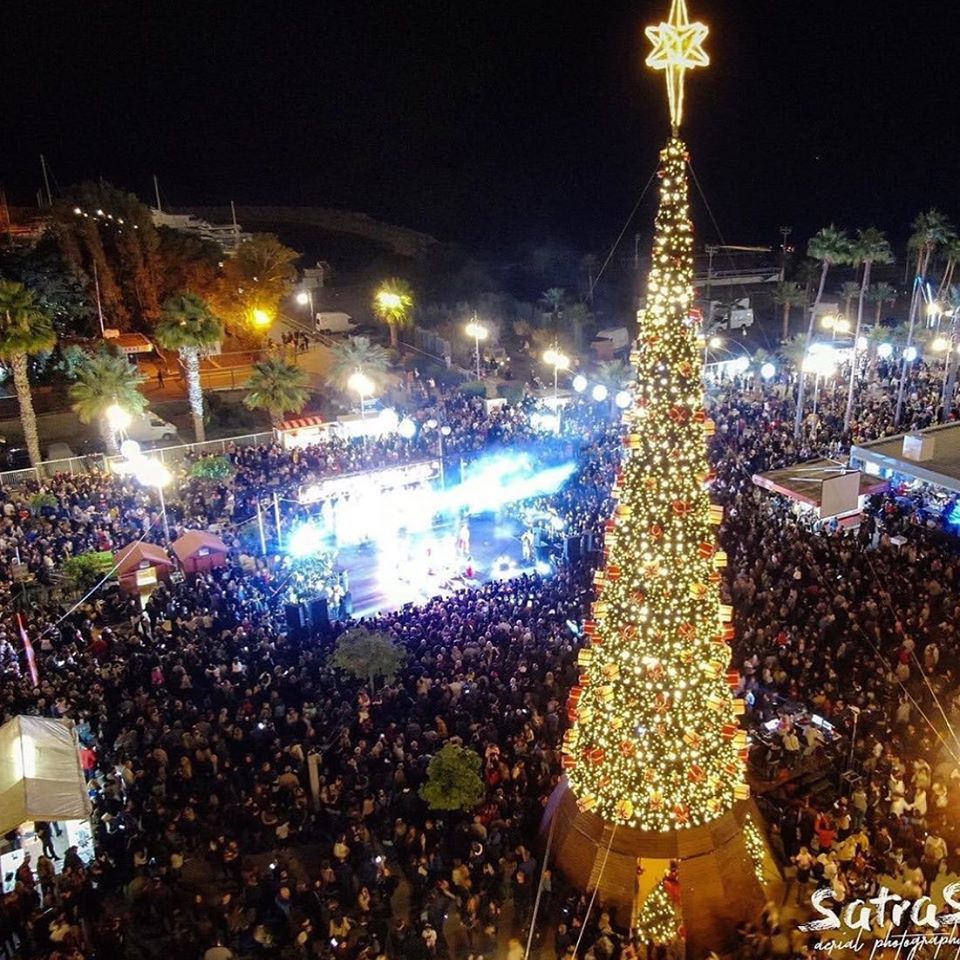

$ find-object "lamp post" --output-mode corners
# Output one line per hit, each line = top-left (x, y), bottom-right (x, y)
(105, 403), (131, 455)
(296, 289), (314, 323)
(348, 369), (374, 423)
(465, 318), (488, 380)
(543, 345), (570, 431)
(425, 418), (452, 489)
(121, 440), (172, 545)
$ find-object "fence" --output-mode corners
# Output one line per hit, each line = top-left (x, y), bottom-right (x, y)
(0, 431), (276, 489)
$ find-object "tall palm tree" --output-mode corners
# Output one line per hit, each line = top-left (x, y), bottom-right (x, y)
(594, 359), (633, 390)
(565, 301), (592, 353)
(540, 287), (565, 324)
(864, 324), (891, 383)
(794, 225), (852, 436)
(243, 358), (309, 425)
(867, 281), (896, 325)
(69, 351), (148, 454)
(372, 279), (413, 350)
(941, 285), (960, 418)
(937, 237), (960, 298)
(0, 281), (57, 467)
(844, 228), (893, 429)
(772, 282), (806, 340)
(777, 335), (807, 373)
(327, 336), (390, 391)
(896, 209), (956, 423)
(155, 293), (223, 443)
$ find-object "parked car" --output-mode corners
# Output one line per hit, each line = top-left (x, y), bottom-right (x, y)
(0, 439), (31, 470)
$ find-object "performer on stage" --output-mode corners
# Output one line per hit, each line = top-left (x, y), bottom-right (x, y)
(456, 518), (471, 557)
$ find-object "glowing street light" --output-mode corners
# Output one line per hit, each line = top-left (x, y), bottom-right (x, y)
(543, 345), (570, 429)
(572, 374), (588, 393)
(424, 418), (452, 489)
(877, 342), (893, 360)
(375, 290), (403, 312)
(120, 447), (172, 545)
(820, 314), (836, 330)
(252, 308), (272, 329)
(295, 289), (314, 321)
(708, 335), (723, 350)
(903, 345), (918, 363)
(591, 384), (608, 403)
(465, 318), (488, 380)
(348, 370), (375, 422)
(760, 362), (776, 380)
(398, 418), (417, 440)
(106, 403), (131, 432)
(933, 337), (949, 352)
(614, 389), (632, 409)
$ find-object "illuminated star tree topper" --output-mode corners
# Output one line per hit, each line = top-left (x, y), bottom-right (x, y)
(645, 0), (709, 131)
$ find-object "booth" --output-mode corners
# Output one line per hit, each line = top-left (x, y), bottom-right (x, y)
(114, 541), (174, 594)
(172, 530), (230, 574)
(0, 717), (91, 836)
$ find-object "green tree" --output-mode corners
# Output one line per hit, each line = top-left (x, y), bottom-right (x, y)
(565, 301), (593, 353)
(331, 626), (405, 692)
(937, 237), (960, 298)
(794, 225), (852, 436)
(372, 278), (414, 349)
(212, 234), (299, 338)
(838, 280), (861, 321)
(772, 282), (806, 340)
(52, 182), (164, 330)
(61, 552), (110, 592)
(189, 455), (235, 483)
(243, 357), (309, 425)
(942, 285), (960, 418)
(327, 336), (390, 392)
(594, 359), (633, 390)
(69, 350), (148, 454)
(540, 287), (565, 324)
(155, 293), (224, 443)
(867, 281), (897, 325)
(0, 281), (57, 466)
(845, 228), (893, 429)
(897, 210), (956, 424)
(418, 743), (484, 812)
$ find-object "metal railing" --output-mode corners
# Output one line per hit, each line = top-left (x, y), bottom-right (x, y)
(0, 431), (277, 488)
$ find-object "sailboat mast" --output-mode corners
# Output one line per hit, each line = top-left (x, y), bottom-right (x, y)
(40, 155), (53, 207)
(153, 174), (162, 212)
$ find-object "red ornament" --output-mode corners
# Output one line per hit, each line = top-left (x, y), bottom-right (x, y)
(631, 589), (646, 604)
(697, 542), (715, 559)
(668, 404), (690, 425)
(655, 692), (671, 714)
(587, 748), (605, 765)
(677, 622), (695, 639)
(688, 764), (705, 783)
(619, 740), (636, 757)
(648, 523), (664, 540)
(673, 804), (690, 825)
(672, 500), (691, 517)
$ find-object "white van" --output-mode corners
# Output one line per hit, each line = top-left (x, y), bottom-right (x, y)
(126, 412), (180, 443)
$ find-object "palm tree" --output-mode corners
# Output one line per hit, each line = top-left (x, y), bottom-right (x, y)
(155, 293), (223, 443)
(864, 325), (891, 383)
(565, 301), (592, 353)
(896, 209), (956, 423)
(772, 282), (806, 340)
(69, 351), (148, 454)
(327, 336), (390, 392)
(937, 237), (960, 298)
(372, 279), (413, 350)
(844, 228), (893, 429)
(243, 358), (309, 425)
(942, 285), (960, 418)
(838, 281), (861, 321)
(794, 225), (852, 436)
(594, 359), (633, 390)
(540, 287), (565, 324)
(0, 281), (57, 467)
(867, 281), (896, 325)
(777, 335), (807, 373)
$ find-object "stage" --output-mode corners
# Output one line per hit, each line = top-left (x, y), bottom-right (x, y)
(334, 513), (535, 617)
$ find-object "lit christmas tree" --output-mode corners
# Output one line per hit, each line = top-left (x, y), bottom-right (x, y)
(564, 0), (748, 836)
(546, 6), (770, 951)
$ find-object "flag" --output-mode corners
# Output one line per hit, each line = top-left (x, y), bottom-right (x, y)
(16, 613), (38, 687)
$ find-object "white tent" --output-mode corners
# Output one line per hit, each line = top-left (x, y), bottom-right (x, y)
(0, 717), (91, 835)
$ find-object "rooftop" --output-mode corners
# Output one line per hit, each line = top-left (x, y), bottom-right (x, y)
(850, 421), (960, 493)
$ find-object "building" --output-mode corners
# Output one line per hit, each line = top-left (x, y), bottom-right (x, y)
(150, 210), (249, 254)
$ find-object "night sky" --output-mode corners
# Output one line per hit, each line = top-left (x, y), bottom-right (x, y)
(6, 1), (960, 253)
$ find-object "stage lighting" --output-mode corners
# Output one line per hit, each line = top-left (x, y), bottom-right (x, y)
(398, 418), (417, 439)
(120, 439), (141, 459)
(288, 525), (321, 558)
(535, 561), (552, 576)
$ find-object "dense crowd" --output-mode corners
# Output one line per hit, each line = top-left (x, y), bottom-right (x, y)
(0, 358), (958, 960)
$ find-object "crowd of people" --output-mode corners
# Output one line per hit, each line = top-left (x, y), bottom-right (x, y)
(0, 357), (958, 960)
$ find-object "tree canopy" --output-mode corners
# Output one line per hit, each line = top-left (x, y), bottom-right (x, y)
(331, 627), (405, 692)
(418, 744), (484, 812)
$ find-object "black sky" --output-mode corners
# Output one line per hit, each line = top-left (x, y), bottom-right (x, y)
(6, 1), (960, 253)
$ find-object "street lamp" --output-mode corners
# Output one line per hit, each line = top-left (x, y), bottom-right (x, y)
(802, 346), (837, 419)
(105, 403), (131, 453)
(119, 439), (172, 545)
(252, 308), (272, 329)
(295, 289), (314, 322)
(375, 290), (403, 312)
(424, 418), (452, 489)
(572, 374), (588, 393)
(348, 370), (375, 423)
(465, 319), (488, 380)
(543, 346), (570, 430)
(760, 362), (777, 381)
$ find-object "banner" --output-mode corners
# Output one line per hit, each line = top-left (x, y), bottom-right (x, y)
(16, 614), (39, 687)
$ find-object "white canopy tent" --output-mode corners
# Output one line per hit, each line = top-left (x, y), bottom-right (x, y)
(0, 717), (91, 836)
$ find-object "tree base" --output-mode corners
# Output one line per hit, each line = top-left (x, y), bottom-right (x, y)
(541, 779), (770, 958)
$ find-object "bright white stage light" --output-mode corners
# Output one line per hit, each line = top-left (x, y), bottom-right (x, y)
(614, 390), (631, 409)
(288, 524), (321, 558)
(591, 384), (608, 403)
(379, 408), (399, 431)
(398, 418), (417, 439)
(572, 375), (588, 393)
(903, 346), (918, 362)
(760, 362), (776, 380)
(877, 342), (893, 359)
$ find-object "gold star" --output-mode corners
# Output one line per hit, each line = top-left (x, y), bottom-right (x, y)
(645, 0), (709, 131)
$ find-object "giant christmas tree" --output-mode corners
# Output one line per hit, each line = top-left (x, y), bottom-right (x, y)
(544, 2), (770, 954)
